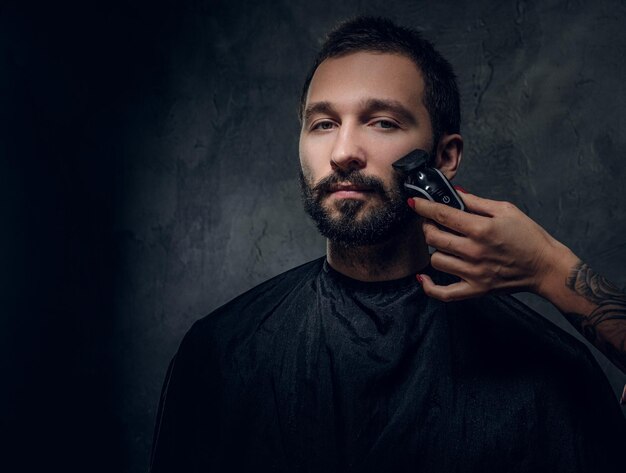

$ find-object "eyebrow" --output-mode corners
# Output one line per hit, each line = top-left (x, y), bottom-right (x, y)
(360, 98), (417, 126)
(303, 98), (418, 126)
(303, 101), (336, 124)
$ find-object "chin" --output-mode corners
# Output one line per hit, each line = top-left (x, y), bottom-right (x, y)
(327, 198), (368, 216)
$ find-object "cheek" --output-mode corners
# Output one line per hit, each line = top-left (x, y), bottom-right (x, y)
(298, 135), (311, 171)
(299, 139), (329, 182)
(299, 159), (315, 185)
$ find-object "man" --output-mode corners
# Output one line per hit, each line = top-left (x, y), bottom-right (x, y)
(150, 17), (626, 472)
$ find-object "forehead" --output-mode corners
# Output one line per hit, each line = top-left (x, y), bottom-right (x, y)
(305, 51), (426, 111)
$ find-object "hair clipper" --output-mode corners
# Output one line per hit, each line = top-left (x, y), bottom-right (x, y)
(392, 149), (465, 211)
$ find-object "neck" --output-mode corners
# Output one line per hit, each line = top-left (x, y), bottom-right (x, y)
(326, 222), (430, 282)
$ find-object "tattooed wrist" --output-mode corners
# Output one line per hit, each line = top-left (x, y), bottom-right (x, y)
(566, 260), (626, 306)
(564, 260), (626, 372)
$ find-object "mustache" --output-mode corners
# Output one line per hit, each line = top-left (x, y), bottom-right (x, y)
(310, 170), (388, 196)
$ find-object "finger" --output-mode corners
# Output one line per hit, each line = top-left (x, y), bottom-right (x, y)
(410, 197), (488, 236)
(429, 249), (477, 278)
(422, 220), (475, 260)
(455, 191), (504, 218)
(417, 273), (480, 302)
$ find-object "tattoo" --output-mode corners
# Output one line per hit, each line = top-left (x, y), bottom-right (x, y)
(566, 261), (626, 305)
(565, 261), (626, 373)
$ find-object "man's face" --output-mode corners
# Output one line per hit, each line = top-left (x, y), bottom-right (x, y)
(299, 51), (435, 246)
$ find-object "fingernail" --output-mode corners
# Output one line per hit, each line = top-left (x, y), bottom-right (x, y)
(416, 274), (423, 284)
(453, 185), (468, 193)
(407, 198), (415, 209)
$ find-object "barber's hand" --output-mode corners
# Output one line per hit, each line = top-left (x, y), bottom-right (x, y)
(408, 189), (576, 302)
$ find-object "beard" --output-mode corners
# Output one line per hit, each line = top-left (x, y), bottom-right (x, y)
(299, 167), (417, 247)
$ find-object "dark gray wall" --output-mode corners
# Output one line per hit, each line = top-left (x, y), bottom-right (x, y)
(3, 0), (626, 471)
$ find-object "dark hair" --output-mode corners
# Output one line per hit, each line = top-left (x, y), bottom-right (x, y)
(299, 17), (460, 143)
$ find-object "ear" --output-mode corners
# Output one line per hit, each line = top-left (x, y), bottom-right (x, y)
(433, 133), (463, 180)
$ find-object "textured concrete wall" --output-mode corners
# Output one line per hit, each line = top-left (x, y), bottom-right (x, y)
(3, 0), (626, 471)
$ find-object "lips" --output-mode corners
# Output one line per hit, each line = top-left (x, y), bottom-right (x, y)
(325, 184), (375, 201)
(329, 183), (373, 193)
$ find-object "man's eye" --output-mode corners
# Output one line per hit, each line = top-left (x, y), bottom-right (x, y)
(312, 121), (335, 131)
(373, 120), (399, 129)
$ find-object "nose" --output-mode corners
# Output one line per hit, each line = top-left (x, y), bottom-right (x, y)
(330, 124), (366, 172)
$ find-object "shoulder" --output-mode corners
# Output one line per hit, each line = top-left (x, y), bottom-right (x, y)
(180, 257), (325, 350)
(426, 267), (599, 369)
(447, 294), (598, 369)
(447, 294), (624, 416)
(451, 294), (624, 403)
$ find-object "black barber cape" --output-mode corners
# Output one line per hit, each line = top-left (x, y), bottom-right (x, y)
(150, 257), (626, 472)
